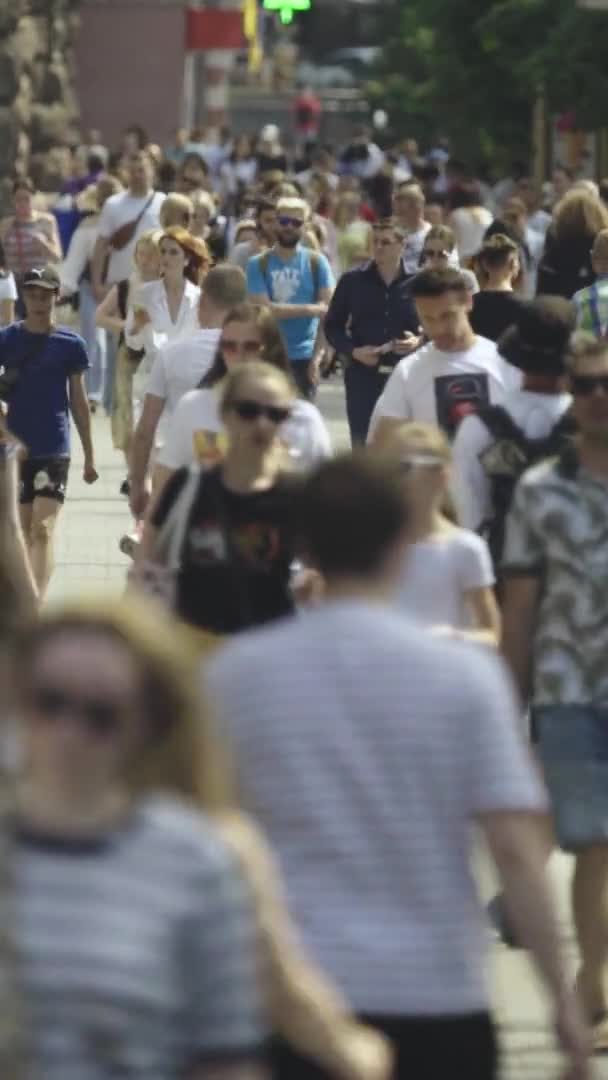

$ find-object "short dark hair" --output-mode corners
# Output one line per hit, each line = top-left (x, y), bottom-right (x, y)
(12, 176), (35, 195)
(410, 267), (468, 299)
(294, 452), (409, 578)
(255, 196), (276, 219)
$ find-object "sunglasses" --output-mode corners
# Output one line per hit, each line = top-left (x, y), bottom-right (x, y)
(571, 374), (608, 397)
(278, 216), (304, 228)
(28, 685), (125, 738)
(232, 399), (291, 424)
(400, 453), (445, 472)
(422, 249), (449, 260)
(221, 338), (263, 356)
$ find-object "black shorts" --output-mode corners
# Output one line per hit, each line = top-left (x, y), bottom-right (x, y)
(270, 1011), (497, 1080)
(20, 457), (70, 505)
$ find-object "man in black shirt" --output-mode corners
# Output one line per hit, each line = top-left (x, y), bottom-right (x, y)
(325, 218), (421, 444)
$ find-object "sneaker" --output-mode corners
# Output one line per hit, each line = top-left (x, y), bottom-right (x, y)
(120, 478), (130, 497)
(118, 533), (140, 560)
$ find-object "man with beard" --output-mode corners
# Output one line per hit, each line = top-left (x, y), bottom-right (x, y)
(247, 196), (334, 399)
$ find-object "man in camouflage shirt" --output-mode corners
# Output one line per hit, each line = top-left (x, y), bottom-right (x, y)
(502, 330), (608, 1044)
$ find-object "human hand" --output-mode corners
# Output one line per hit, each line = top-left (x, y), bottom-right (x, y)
(83, 461), (99, 485)
(392, 332), (423, 355)
(352, 345), (380, 367)
(292, 568), (325, 606)
(131, 306), (151, 331)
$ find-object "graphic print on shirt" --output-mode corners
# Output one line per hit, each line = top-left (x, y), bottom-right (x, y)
(434, 373), (490, 438)
(188, 516), (281, 571)
(269, 268), (302, 304)
(192, 430), (229, 467)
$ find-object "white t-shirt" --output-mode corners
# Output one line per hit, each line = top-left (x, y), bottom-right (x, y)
(451, 389), (573, 531)
(402, 222), (432, 275)
(369, 336), (521, 441)
(145, 329), (221, 416)
(396, 528), (495, 629)
(449, 207), (494, 260)
(97, 191), (165, 284)
(157, 387), (332, 473)
(0, 272), (18, 303)
(206, 598), (547, 1015)
(59, 219), (99, 295)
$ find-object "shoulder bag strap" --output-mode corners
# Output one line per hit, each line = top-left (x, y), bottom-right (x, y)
(153, 466), (202, 570)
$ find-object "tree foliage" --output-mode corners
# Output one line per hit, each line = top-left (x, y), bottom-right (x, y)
(368, 0), (608, 167)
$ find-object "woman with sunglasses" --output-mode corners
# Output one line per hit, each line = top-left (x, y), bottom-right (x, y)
(419, 226), (478, 293)
(9, 596), (265, 1080)
(155, 302), (331, 486)
(384, 422), (500, 645)
(140, 362), (301, 636)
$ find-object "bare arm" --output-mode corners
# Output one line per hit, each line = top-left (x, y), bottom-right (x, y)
(501, 575), (541, 705)
(95, 285), (124, 334)
(68, 373), (96, 479)
(0, 444), (38, 612)
(249, 290), (327, 321)
(91, 234), (111, 300)
(0, 300), (14, 327)
(462, 585), (501, 646)
(36, 214), (62, 262)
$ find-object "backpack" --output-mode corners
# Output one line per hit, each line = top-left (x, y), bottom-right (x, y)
(258, 248), (321, 301)
(478, 404), (576, 567)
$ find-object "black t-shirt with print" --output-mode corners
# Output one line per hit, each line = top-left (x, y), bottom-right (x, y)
(152, 466), (296, 634)
(470, 291), (525, 344)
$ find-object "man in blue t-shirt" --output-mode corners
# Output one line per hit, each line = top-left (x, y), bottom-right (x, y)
(246, 196), (334, 400)
(0, 266), (98, 598)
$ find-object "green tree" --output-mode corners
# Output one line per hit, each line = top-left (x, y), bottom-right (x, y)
(368, 0), (608, 169)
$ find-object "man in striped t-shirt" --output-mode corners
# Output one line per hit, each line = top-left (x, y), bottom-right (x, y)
(206, 453), (588, 1080)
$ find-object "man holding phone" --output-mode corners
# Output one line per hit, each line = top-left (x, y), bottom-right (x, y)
(325, 218), (422, 444)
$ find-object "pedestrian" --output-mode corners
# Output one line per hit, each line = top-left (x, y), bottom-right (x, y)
(128, 264), (247, 518)
(419, 225), (479, 293)
(90, 150), (165, 414)
(470, 234), (525, 342)
(537, 189), (608, 300)
(230, 198), (278, 269)
(205, 451), (588, 1080)
(247, 196), (334, 400)
(95, 230), (161, 493)
(573, 229), (608, 336)
(59, 175), (123, 409)
(0, 419), (37, 620)
(139, 361), (299, 636)
(0, 179), (62, 309)
(0, 245), (18, 327)
(324, 218), (421, 445)
(177, 152), (211, 199)
(446, 183), (493, 263)
(392, 183), (431, 274)
(0, 266), (98, 599)
(385, 422), (499, 643)
(332, 192), (373, 276)
(369, 268), (520, 444)
(155, 303), (330, 484)
(501, 330), (608, 1052)
(452, 296), (576, 566)
(126, 227), (209, 435)
(9, 595), (266, 1079)
(159, 192), (194, 231)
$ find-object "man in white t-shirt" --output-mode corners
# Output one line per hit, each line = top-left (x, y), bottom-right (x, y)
(452, 296), (575, 548)
(393, 182), (432, 274)
(205, 453), (587, 1080)
(90, 151), (165, 294)
(128, 264), (246, 518)
(370, 268), (520, 445)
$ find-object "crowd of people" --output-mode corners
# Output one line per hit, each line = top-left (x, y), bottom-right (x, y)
(1, 114), (608, 1077)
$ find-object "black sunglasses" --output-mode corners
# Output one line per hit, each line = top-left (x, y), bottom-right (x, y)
(570, 374), (608, 397)
(29, 685), (125, 737)
(232, 399), (291, 424)
(278, 215), (304, 228)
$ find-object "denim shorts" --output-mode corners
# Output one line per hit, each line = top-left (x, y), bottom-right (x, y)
(535, 705), (608, 852)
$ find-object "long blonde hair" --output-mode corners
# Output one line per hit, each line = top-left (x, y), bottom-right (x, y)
(12, 595), (236, 810)
(554, 189), (608, 243)
(381, 421), (458, 523)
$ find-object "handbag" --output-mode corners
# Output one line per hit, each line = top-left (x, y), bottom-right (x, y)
(129, 466), (201, 609)
(108, 194), (155, 252)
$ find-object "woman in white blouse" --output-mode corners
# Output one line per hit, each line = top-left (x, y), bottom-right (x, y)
(125, 226), (209, 426)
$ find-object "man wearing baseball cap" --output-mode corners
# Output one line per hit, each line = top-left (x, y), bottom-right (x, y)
(0, 265), (98, 599)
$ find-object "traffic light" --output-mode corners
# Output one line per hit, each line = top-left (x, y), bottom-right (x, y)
(262, 0), (311, 24)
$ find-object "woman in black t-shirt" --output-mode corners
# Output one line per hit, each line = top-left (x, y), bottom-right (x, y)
(141, 361), (299, 635)
(471, 234), (525, 343)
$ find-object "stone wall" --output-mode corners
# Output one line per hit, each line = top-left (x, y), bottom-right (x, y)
(0, 0), (81, 210)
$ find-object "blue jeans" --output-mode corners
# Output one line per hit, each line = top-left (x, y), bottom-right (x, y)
(344, 359), (391, 445)
(535, 704), (608, 851)
(79, 280), (107, 403)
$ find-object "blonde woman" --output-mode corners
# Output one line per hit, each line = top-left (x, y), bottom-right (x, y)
(538, 188), (608, 298)
(96, 229), (162, 488)
(332, 193), (373, 275)
(384, 422), (500, 645)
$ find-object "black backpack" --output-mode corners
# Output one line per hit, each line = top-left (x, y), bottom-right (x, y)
(478, 404), (576, 567)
